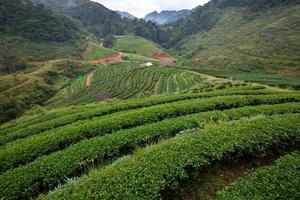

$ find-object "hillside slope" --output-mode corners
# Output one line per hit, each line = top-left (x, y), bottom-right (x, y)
(116, 11), (136, 19)
(0, 60), (95, 123)
(45, 62), (211, 107)
(145, 10), (190, 25)
(32, 0), (168, 43)
(170, 0), (300, 88)
(0, 86), (299, 199)
(0, 0), (88, 63)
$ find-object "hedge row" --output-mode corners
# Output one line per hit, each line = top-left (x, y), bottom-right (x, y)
(1, 94), (299, 173)
(212, 152), (300, 200)
(0, 87), (272, 145)
(1, 103), (299, 200)
(1, 86), (265, 132)
(39, 114), (300, 200)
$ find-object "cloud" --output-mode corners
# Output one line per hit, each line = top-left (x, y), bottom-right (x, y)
(92, 0), (210, 18)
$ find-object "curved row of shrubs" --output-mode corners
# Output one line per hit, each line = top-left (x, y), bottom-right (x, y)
(1, 102), (299, 200)
(0, 87), (271, 145)
(1, 94), (299, 173)
(39, 114), (300, 200)
(0, 86), (265, 132)
(212, 152), (300, 200)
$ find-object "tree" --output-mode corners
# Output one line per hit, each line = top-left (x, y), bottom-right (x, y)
(2, 55), (30, 73)
(103, 35), (116, 48)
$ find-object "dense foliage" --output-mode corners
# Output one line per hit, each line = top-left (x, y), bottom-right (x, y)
(169, 0), (300, 45)
(0, 60), (95, 124)
(0, 0), (81, 42)
(47, 62), (207, 107)
(0, 86), (269, 144)
(0, 93), (299, 173)
(39, 114), (300, 199)
(32, 0), (168, 43)
(213, 152), (300, 200)
(1, 102), (299, 200)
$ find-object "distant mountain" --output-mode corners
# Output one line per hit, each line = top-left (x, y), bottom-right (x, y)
(144, 10), (190, 25)
(116, 11), (136, 19)
(32, 0), (167, 43)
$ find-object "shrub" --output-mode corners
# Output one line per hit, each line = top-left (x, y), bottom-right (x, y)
(212, 152), (300, 200)
(1, 103), (299, 200)
(40, 114), (300, 200)
(1, 94), (299, 173)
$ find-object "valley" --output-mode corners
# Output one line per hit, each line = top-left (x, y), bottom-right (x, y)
(0, 0), (299, 200)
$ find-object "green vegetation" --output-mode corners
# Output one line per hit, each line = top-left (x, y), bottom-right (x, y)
(82, 42), (116, 61)
(39, 114), (300, 200)
(2, 93), (299, 172)
(0, 34), (85, 63)
(123, 53), (159, 62)
(103, 35), (117, 48)
(32, 0), (168, 44)
(1, 0), (81, 42)
(0, 86), (269, 144)
(46, 62), (208, 107)
(1, 1), (299, 199)
(113, 36), (163, 57)
(213, 152), (300, 200)
(170, 0), (300, 88)
(0, 102), (299, 200)
(0, 60), (95, 123)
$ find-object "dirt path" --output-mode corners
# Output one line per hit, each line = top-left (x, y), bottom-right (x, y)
(86, 72), (94, 87)
(29, 61), (45, 66)
(89, 52), (124, 64)
(152, 52), (175, 66)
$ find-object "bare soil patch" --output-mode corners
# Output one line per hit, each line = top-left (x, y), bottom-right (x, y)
(152, 52), (175, 66)
(89, 53), (124, 64)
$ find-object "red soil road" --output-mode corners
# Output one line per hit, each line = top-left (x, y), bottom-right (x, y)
(89, 52), (124, 64)
(0, 52), (125, 67)
(152, 52), (175, 66)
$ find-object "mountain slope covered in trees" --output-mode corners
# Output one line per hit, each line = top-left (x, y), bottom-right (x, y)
(1, 0), (82, 42)
(145, 10), (190, 25)
(169, 0), (300, 88)
(32, 0), (168, 43)
(0, 0), (88, 63)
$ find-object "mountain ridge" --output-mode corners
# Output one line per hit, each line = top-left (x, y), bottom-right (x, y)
(145, 9), (190, 25)
(116, 11), (136, 19)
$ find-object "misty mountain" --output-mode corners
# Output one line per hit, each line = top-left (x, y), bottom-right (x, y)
(116, 11), (136, 19)
(145, 10), (190, 25)
(31, 0), (168, 43)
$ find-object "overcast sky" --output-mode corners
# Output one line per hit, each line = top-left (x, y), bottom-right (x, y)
(92, 0), (210, 18)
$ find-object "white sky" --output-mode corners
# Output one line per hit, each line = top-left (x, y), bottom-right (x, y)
(92, 0), (210, 18)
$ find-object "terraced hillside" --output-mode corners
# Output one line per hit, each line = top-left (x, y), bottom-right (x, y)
(0, 86), (299, 200)
(45, 62), (223, 107)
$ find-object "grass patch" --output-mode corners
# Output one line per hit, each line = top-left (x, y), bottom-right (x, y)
(82, 42), (117, 61)
(113, 36), (163, 57)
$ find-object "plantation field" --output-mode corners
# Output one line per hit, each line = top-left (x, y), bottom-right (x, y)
(0, 85), (300, 200)
(45, 62), (225, 107)
(193, 68), (300, 89)
(1, 1), (299, 200)
(113, 36), (165, 57)
(82, 42), (117, 61)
